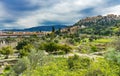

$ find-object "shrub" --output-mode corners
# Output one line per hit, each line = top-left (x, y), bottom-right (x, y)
(91, 46), (98, 52)
(0, 46), (14, 59)
(44, 42), (72, 54)
(16, 40), (30, 50)
(67, 55), (91, 70)
(113, 39), (120, 51)
(105, 48), (120, 65)
(10, 50), (52, 76)
(18, 44), (34, 57)
(44, 42), (59, 53)
(86, 58), (120, 76)
(54, 39), (59, 43)
(10, 57), (29, 76)
(60, 44), (72, 54)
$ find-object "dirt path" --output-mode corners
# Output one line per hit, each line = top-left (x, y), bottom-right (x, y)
(54, 51), (105, 59)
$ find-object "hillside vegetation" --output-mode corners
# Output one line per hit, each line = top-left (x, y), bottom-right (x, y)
(0, 14), (120, 76)
(61, 14), (120, 36)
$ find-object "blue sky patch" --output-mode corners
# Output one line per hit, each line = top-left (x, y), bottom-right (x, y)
(0, 0), (120, 29)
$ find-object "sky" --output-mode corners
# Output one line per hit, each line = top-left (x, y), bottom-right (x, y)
(0, 0), (120, 29)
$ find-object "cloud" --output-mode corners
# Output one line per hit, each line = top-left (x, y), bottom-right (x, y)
(0, 0), (120, 29)
(98, 5), (120, 15)
(14, 0), (105, 28)
(0, 2), (11, 19)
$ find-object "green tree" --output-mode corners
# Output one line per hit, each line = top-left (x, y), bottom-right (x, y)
(44, 42), (72, 54)
(0, 46), (14, 59)
(16, 40), (30, 50)
(61, 44), (72, 54)
(44, 42), (59, 53)
(18, 44), (34, 58)
(52, 26), (55, 33)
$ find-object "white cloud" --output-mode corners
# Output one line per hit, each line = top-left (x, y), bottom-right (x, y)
(0, 0), (119, 29)
(27, 0), (59, 7)
(99, 5), (120, 15)
(0, 2), (10, 19)
(14, 0), (105, 28)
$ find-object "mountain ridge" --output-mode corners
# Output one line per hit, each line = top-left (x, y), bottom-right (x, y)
(2, 25), (68, 32)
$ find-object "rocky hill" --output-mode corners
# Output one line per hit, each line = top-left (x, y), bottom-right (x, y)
(62, 14), (120, 36)
(74, 14), (120, 26)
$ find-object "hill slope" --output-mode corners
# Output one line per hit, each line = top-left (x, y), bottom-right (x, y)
(64, 14), (120, 36)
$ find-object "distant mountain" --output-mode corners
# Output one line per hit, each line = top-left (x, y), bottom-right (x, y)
(3, 29), (23, 32)
(24, 25), (67, 32)
(3, 25), (68, 32)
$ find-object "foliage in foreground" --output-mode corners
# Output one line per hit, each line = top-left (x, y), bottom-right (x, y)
(5, 50), (120, 76)
(7, 50), (52, 76)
